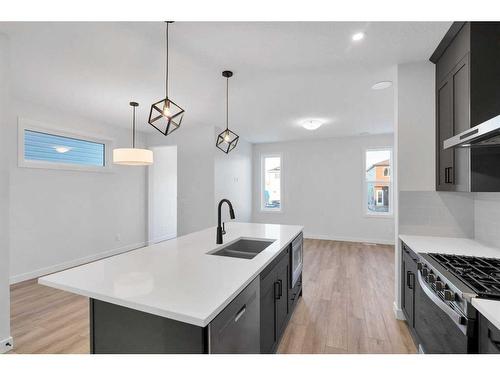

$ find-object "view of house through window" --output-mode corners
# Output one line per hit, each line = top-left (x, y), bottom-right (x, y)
(365, 149), (392, 215)
(262, 155), (281, 210)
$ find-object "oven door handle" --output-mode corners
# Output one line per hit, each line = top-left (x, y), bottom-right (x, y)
(417, 271), (468, 335)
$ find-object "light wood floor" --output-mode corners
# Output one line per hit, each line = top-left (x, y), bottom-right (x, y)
(9, 239), (416, 354)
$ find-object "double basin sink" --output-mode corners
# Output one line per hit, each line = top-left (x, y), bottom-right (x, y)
(209, 238), (275, 259)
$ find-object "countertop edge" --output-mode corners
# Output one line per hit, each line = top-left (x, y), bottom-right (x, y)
(471, 298), (500, 331)
(38, 224), (304, 327)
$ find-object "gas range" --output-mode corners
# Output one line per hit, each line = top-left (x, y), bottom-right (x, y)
(427, 253), (500, 300)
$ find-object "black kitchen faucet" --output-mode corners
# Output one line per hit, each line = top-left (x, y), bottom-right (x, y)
(216, 199), (235, 244)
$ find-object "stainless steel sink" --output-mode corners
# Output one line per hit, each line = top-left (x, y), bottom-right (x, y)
(209, 239), (275, 259)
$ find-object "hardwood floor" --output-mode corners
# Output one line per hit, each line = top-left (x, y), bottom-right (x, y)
(9, 239), (416, 354)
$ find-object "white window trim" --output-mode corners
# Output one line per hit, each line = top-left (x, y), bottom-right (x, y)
(18, 117), (114, 173)
(364, 147), (393, 218)
(260, 153), (283, 212)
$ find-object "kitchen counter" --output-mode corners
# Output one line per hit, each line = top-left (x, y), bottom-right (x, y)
(399, 234), (500, 258)
(400, 234), (500, 330)
(39, 222), (303, 327)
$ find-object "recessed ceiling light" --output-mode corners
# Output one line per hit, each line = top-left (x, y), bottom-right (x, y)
(371, 81), (393, 90)
(54, 146), (71, 153)
(302, 120), (323, 131)
(352, 32), (365, 41)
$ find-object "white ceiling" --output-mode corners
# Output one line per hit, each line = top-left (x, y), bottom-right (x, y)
(0, 22), (451, 143)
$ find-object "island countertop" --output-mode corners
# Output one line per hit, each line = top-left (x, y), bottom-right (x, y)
(38, 222), (303, 327)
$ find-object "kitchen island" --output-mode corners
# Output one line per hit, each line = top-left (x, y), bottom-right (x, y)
(39, 222), (303, 353)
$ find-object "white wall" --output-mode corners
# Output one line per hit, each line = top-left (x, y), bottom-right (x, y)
(214, 129), (252, 223)
(475, 193), (500, 248)
(147, 125), (216, 236)
(252, 134), (395, 244)
(7, 100), (148, 283)
(148, 146), (177, 244)
(0, 32), (12, 351)
(397, 62), (436, 192)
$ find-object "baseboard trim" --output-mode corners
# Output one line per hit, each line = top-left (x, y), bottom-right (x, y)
(147, 233), (176, 246)
(10, 241), (147, 285)
(303, 233), (395, 245)
(393, 301), (406, 321)
(0, 336), (13, 353)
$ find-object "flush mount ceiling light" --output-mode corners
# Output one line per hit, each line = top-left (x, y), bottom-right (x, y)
(216, 70), (240, 154)
(148, 21), (185, 136)
(371, 81), (393, 90)
(352, 32), (365, 41)
(113, 102), (153, 166)
(302, 119), (323, 131)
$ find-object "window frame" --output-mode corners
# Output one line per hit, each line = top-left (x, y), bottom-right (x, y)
(364, 147), (393, 218)
(260, 153), (283, 212)
(18, 118), (114, 173)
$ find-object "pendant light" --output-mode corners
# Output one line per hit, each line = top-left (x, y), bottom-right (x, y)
(216, 70), (239, 154)
(148, 21), (185, 136)
(113, 102), (153, 166)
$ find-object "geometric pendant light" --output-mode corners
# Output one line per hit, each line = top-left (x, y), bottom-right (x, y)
(113, 102), (154, 166)
(148, 21), (185, 136)
(216, 70), (239, 154)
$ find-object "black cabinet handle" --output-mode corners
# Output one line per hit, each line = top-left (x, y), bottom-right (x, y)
(278, 279), (283, 298)
(445, 167), (453, 184)
(274, 281), (280, 300)
(406, 271), (411, 288)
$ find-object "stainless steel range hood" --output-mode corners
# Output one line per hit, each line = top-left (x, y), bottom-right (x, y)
(443, 115), (500, 149)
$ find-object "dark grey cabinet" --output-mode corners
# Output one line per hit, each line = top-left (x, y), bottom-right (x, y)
(401, 244), (418, 329)
(260, 247), (290, 353)
(432, 22), (500, 192)
(478, 313), (500, 354)
(209, 277), (260, 354)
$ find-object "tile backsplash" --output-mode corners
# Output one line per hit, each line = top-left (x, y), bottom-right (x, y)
(399, 191), (474, 237)
(474, 193), (500, 248)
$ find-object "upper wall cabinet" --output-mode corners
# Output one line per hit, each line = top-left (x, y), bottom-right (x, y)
(431, 22), (500, 192)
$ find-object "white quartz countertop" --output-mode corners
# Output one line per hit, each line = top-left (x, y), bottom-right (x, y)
(399, 234), (500, 330)
(39, 222), (303, 327)
(399, 234), (500, 258)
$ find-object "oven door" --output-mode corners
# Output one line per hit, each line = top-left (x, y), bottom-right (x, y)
(414, 271), (475, 353)
(290, 233), (303, 288)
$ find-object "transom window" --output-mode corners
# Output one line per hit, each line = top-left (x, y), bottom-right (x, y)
(18, 118), (112, 172)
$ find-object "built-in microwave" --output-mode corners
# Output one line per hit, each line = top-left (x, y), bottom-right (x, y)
(290, 233), (303, 288)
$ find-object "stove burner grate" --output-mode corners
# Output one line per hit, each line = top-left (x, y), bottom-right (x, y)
(428, 253), (500, 299)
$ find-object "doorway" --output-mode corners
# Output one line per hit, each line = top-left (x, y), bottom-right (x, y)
(148, 146), (177, 245)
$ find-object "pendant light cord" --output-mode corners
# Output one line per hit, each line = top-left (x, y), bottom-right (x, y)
(132, 104), (136, 148)
(226, 76), (229, 131)
(165, 22), (169, 99)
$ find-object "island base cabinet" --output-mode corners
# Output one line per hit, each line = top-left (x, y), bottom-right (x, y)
(90, 299), (207, 354)
(90, 277), (260, 354)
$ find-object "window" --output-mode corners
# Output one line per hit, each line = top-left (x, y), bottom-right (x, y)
(365, 148), (392, 216)
(18, 118), (112, 172)
(261, 154), (281, 211)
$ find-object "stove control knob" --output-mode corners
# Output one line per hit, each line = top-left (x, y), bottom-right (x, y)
(428, 274), (436, 283)
(435, 281), (445, 291)
(444, 289), (455, 301)
(417, 262), (423, 271)
(422, 268), (429, 277)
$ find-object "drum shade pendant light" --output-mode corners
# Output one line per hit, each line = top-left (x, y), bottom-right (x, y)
(216, 70), (239, 154)
(113, 102), (153, 166)
(149, 21), (185, 136)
